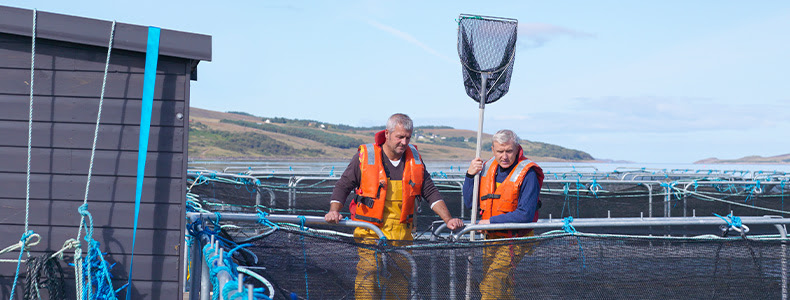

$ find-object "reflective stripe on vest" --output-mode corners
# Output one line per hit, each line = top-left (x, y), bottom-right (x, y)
(408, 144), (422, 165)
(481, 157), (495, 177)
(510, 159), (534, 182)
(363, 143), (375, 165)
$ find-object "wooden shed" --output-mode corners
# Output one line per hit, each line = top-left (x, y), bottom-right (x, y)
(0, 5), (210, 299)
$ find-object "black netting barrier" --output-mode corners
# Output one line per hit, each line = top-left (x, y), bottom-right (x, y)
(187, 168), (790, 299)
(457, 14), (518, 104)
(187, 173), (790, 236)
(217, 225), (788, 299)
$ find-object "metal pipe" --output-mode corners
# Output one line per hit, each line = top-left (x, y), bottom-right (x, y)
(643, 183), (653, 218)
(188, 231), (204, 300)
(187, 212), (387, 239)
(432, 216), (790, 239)
(200, 254), (211, 300)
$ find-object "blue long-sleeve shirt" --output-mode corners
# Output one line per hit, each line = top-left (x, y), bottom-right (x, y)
(463, 165), (540, 224)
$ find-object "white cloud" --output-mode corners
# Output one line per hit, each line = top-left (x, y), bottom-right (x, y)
(518, 23), (595, 48)
(365, 19), (456, 64)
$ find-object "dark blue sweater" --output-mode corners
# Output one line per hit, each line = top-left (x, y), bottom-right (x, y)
(463, 165), (540, 224)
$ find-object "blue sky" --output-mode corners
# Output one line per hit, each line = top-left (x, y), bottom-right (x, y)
(6, 1), (790, 163)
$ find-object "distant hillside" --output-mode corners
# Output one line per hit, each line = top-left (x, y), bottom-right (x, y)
(695, 154), (790, 164)
(188, 108), (595, 162)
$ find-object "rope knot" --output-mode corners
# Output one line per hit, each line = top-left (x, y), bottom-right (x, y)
(256, 209), (279, 230)
(562, 216), (577, 235)
(20, 230), (35, 243)
(589, 179), (601, 196)
(298, 215), (307, 231)
(78, 203), (90, 216)
(714, 213), (749, 235)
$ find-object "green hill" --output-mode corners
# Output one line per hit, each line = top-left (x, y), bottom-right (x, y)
(188, 108), (595, 162)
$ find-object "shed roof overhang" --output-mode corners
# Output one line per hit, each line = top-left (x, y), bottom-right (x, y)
(0, 5), (212, 62)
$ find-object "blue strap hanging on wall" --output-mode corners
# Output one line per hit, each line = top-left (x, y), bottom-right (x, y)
(127, 26), (160, 299)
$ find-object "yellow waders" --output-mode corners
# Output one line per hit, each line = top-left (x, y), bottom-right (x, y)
(354, 180), (412, 300)
(479, 231), (535, 300)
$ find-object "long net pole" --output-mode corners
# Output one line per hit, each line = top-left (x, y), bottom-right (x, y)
(470, 74), (487, 241)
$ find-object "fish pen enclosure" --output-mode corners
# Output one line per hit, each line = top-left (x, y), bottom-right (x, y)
(187, 164), (790, 236)
(185, 163), (790, 299)
(0, 5), (210, 299)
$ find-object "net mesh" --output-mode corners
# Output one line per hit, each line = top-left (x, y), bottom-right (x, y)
(217, 224), (787, 299)
(457, 15), (518, 104)
(187, 168), (790, 299)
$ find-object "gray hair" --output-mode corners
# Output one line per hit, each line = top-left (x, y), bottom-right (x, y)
(492, 129), (519, 147)
(386, 113), (413, 131)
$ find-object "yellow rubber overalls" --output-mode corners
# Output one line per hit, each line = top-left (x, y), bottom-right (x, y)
(479, 182), (536, 300)
(354, 179), (412, 300)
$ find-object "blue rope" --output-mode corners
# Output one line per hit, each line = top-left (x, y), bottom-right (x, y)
(257, 210), (280, 229)
(222, 278), (271, 300)
(561, 183), (570, 218)
(562, 217), (577, 235)
(713, 213), (742, 229)
(298, 215), (306, 231)
(562, 217), (585, 269)
(589, 179), (602, 197)
(781, 180), (786, 212)
(227, 244), (253, 262)
(9, 230), (35, 300)
(213, 211), (223, 230)
(78, 203), (119, 299)
(744, 180), (761, 205)
(297, 215), (310, 299)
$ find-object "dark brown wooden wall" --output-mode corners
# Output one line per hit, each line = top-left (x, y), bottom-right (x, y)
(0, 31), (191, 299)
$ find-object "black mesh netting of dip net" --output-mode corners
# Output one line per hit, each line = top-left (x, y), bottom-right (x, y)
(215, 224), (788, 300)
(457, 14), (517, 104)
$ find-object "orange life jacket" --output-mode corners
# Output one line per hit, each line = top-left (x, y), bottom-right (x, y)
(479, 153), (544, 237)
(351, 143), (424, 226)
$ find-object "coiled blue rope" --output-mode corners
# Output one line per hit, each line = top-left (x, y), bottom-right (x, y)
(78, 203), (119, 299)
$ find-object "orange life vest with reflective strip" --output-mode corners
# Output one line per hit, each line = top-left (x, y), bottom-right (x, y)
(479, 155), (544, 237)
(352, 143), (424, 226)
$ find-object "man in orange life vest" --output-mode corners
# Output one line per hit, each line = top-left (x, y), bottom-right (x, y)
(463, 129), (544, 300)
(325, 113), (464, 300)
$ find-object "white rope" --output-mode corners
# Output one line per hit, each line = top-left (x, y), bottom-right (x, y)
(50, 239), (80, 260)
(9, 9), (38, 300)
(237, 266), (276, 299)
(77, 19), (115, 242)
(73, 20), (116, 300)
(25, 8), (36, 235)
(0, 233), (40, 263)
